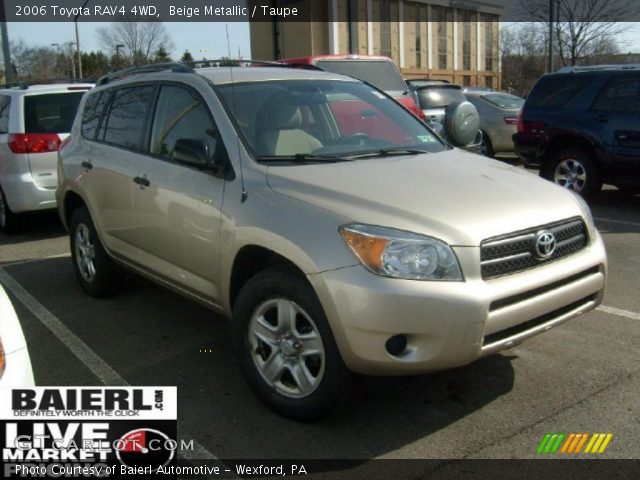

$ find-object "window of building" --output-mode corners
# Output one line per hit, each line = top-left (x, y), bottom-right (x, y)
(379, 0), (391, 58)
(462, 11), (472, 71)
(415, 4), (422, 68)
(484, 14), (496, 72)
(102, 85), (154, 150)
(434, 6), (448, 70)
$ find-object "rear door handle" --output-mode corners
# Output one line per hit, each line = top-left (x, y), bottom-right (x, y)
(133, 175), (150, 188)
(81, 161), (92, 170)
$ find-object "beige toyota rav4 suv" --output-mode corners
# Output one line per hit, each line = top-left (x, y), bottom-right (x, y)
(58, 63), (607, 421)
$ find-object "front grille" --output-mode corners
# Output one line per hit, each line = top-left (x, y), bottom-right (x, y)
(481, 217), (588, 280)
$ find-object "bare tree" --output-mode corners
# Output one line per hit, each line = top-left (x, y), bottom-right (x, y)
(97, 21), (174, 66)
(501, 23), (549, 96)
(519, 0), (636, 66)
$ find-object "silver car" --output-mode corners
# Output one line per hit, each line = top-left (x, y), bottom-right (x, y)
(58, 64), (606, 421)
(0, 83), (92, 232)
(464, 90), (524, 160)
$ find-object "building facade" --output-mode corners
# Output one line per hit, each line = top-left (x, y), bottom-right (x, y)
(250, 0), (502, 88)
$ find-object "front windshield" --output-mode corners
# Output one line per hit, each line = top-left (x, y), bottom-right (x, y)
(215, 79), (445, 161)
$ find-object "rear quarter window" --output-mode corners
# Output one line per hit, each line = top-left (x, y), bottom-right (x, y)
(81, 92), (109, 139)
(527, 75), (594, 109)
(102, 85), (154, 151)
(24, 92), (85, 133)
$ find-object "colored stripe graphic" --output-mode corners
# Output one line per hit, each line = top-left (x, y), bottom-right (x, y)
(585, 433), (614, 454)
(537, 433), (565, 453)
(539, 433), (613, 455)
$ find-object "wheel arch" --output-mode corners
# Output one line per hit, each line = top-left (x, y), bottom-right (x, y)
(228, 245), (309, 313)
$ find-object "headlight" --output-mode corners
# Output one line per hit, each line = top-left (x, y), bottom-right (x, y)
(339, 224), (463, 281)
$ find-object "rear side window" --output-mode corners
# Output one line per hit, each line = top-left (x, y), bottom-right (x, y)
(0, 95), (10, 133)
(592, 76), (640, 113)
(315, 60), (407, 92)
(24, 92), (85, 133)
(81, 92), (109, 139)
(103, 85), (154, 150)
(480, 93), (524, 109)
(527, 75), (593, 109)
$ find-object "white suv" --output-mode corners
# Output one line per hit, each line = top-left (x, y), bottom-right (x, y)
(0, 83), (93, 232)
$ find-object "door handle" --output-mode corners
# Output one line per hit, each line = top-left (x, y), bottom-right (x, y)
(81, 161), (92, 170)
(594, 114), (608, 123)
(133, 175), (150, 188)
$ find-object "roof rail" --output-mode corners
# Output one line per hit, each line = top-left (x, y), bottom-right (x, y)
(96, 62), (194, 86)
(556, 64), (640, 73)
(95, 59), (292, 86)
(186, 59), (283, 68)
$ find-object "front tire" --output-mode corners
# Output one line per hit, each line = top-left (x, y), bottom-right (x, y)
(69, 206), (121, 297)
(541, 148), (602, 197)
(232, 268), (352, 421)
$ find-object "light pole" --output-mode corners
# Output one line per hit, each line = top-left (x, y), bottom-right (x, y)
(74, 0), (91, 79)
(65, 42), (77, 79)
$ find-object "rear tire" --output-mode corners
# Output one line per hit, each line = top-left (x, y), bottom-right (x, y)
(69, 206), (122, 297)
(232, 268), (352, 422)
(0, 187), (18, 234)
(480, 132), (494, 158)
(541, 148), (602, 198)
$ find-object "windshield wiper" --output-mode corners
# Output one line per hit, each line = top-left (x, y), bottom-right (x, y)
(257, 154), (346, 163)
(343, 148), (429, 160)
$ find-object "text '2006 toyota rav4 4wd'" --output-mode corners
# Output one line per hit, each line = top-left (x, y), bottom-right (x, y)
(57, 63), (607, 421)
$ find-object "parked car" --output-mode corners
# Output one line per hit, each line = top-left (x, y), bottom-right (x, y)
(514, 64), (640, 197)
(411, 82), (483, 151)
(0, 82), (93, 232)
(58, 63), (606, 421)
(0, 283), (35, 386)
(465, 90), (524, 159)
(280, 54), (425, 119)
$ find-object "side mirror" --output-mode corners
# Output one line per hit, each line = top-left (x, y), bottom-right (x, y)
(172, 138), (209, 168)
(444, 100), (480, 147)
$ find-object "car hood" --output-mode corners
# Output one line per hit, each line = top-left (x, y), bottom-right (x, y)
(266, 149), (584, 246)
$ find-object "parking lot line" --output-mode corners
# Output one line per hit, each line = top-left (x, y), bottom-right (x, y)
(594, 217), (640, 228)
(0, 267), (220, 462)
(0, 253), (71, 268)
(597, 305), (640, 321)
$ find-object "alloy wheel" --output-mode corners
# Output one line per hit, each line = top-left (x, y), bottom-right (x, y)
(248, 298), (325, 399)
(554, 159), (587, 192)
(74, 223), (97, 282)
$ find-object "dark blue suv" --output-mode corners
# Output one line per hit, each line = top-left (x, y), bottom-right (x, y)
(514, 65), (640, 197)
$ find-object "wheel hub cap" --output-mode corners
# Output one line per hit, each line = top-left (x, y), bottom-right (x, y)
(248, 298), (325, 399)
(278, 333), (301, 357)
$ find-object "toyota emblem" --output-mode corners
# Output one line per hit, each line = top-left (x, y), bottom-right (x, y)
(534, 230), (556, 259)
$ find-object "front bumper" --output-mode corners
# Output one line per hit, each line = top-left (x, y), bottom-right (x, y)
(309, 231), (606, 375)
(1, 172), (57, 213)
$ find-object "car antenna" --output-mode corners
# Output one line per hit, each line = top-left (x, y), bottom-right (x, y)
(226, 23), (248, 203)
